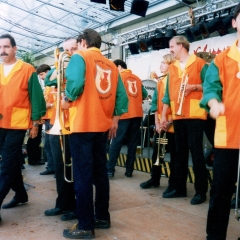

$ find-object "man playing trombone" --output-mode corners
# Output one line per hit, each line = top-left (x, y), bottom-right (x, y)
(161, 36), (208, 205)
(200, 3), (240, 239)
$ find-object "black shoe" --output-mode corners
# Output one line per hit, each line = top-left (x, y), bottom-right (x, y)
(36, 161), (45, 165)
(140, 179), (159, 189)
(28, 162), (36, 165)
(190, 193), (206, 205)
(61, 211), (77, 221)
(2, 198), (28, 209)
(107, 172), (114, 178)
(125, 172), (132, 177)
(40, 169), (55, 175)
(163, 185), (174, 194)
(44, 208), (65, 216)
(162, 189), (187, 198)
(94, 219), (111, 229)
(63, 223), (95, 239)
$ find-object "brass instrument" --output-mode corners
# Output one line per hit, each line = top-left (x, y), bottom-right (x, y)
(175, 74), (189, 116)
(154, 131), (168, 166)
(47, 48), (73, 183)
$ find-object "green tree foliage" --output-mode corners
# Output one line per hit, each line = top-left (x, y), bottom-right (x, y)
(17, 50), (36, 68)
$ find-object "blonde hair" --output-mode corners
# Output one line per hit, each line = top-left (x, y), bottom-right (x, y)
(162, 54), (175, 65)
(171, 35), (190, 52)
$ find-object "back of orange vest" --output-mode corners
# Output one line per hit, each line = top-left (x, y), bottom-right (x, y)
(69, 50), (119, 132)
(120, 70), (143, 119)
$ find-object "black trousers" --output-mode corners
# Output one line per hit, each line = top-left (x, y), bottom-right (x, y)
(173, 119), (208, 194)
(49, 133), (76, 211)
(27, 124), (43, 164)
(151, 132), (176, 187)
(206, 149), (238, 240)
(0, 129), (28, 207)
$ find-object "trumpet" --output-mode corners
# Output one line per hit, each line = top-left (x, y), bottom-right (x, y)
(175, 74), (189, 116)
(154, 131), (168, 166)
(47, 48), (73, 183)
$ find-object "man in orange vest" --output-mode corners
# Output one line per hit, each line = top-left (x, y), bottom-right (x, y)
(161, 36), (208, 205)
(107, 59), (148, 178)
(37, 64), (55, 175)
(61, 29), (128, 239)
(200, 3), (240, 238)
(43, 38), (80, 221)
(0, 34), (46, 221)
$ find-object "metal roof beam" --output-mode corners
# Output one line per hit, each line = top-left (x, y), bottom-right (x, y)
(36, 0), (102, 24)
(3, 1), (80, 34)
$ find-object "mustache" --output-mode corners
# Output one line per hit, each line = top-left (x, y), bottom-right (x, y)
(0, 53), (8, 56)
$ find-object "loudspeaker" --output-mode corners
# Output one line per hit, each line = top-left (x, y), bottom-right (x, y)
(130, 0), (149, 17)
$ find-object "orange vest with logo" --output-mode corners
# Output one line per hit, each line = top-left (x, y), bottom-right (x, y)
(69, 49), (119, 132)
(120, 69), (143, 119)
(0, 60), (35, 129)
(168, 54), (207, 120)
(157, 76), (174, 133)
(213, 42), (240, 148)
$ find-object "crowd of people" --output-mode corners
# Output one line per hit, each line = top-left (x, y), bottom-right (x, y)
(1, 3), (240, 239)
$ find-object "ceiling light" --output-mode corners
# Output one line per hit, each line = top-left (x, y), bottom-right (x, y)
(90, 0), (106, 3)
(109, 0), (125, 11)
(128, 43), (139, 54)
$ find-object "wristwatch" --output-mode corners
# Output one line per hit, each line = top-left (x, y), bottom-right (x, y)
(33, 122), (39, 127)
(64, 96), (72, 103)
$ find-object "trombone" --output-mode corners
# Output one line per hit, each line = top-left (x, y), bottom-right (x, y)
(175, 74), (189, 116)
(47, 48), (73, 183)
(154, 130), (168, 166)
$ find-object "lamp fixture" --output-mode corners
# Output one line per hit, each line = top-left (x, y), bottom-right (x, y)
(109, 0), (125, 11)
(90, 0), (106, 3)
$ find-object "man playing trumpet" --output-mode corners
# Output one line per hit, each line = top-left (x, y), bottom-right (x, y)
(161, 36), (208, 205)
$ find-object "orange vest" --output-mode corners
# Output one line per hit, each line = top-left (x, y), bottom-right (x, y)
(157, 76), (174, 133)
(213, 42), (240, 148)
(168, 54), (207, 120)
(42, 86), (54, 120)
(120, 69), (143, 119)
(0, 60), (34, 129)
(68, 49), (119, 132)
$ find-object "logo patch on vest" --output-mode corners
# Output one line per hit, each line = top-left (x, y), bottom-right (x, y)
(127, 80), (138, 97)
(95, 65), (111, 94)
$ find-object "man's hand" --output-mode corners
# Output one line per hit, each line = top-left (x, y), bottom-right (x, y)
(46, 102), (53, 109)
(61, 99), (71, 110)
(160, 115), (167, 130)
(108, 116), (120, 139)
(208, 99), (225, 119)
(29, 126), (38, 138)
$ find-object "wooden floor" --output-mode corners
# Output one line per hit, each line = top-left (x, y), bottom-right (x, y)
(0, 163), (239, 240)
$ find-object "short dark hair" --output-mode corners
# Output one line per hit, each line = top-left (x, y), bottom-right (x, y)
(77, 29), (101, 49)
(36, 64), (51, 74)
(113, 59), (127, 69)
(233, 3), (240, 20)
(0, 33), (16, 47)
